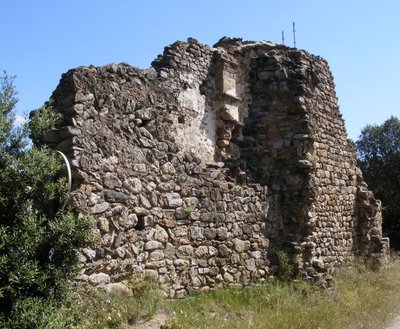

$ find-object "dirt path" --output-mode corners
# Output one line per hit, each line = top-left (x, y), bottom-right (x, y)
(386, 316), (400, 329)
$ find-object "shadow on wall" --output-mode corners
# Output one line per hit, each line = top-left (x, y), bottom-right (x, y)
(197, 41), (315, 273)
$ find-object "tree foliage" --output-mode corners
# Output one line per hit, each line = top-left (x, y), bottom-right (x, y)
(0, 71), (27, 158)
(0, 72), (93, 328)
(356, 116), (400, 248)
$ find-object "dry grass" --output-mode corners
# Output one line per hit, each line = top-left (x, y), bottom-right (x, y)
(164, 257), (400, 329)
(56, 257), (400, 328)
(56, 276), (164, 328)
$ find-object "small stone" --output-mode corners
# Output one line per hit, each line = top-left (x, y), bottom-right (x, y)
(146, 181), (157, 192)
(114, 233), (124, 247)
(149, 250), (165, 261)
(209, 246), (218, 256)
(178, 245), (194, 257)
(297, 159), (313, 169)
(198, 260), (208, 268)
(134, 163), (147, 172)
(115, 247), (126, 258)
(164, 243), (176, 258)
(125, 98), (136, 114)
(159, 71), (169, 79)
(158, 181), (175, 192)
(219, 105), (239, 123)
(104, 205), (125, 218)
(78, 253), (86, 263)
(103, 282), (133, 296)
(232, 238), (250, 252)
(217, 139), (230, 148)
(88, 193), (101, 206)
(76, 274), (89, 282)
(134, 207), (149, 216)
(204, 228), (217, 239)
(251, 251), (262, 259)
(82, 248), (96, 260)
(88, 273), (110, 285)
(104, 189), (129, 203)
(161, 162), (176, 174)
(218, 244), (230, 257)
(146, 260), (166, 269)
(245, 259), (256, 271)
(98, 217), (109, 232)
(154, 225), (169, 243)
(145, 240), (164, 251)
(192, 276), (202, 287)
(103, 173), (122, 189)
(140, 195), (152, 209)
(75, 92), (95, 104)
(174, 259), (190, 267)
(91, 202), (110, 214)
(312, 259), (325, 270)
(190, 227), (204, 240)
(135, 108), (156, 121)
(232, 223), (242, 236)
(184, 197), (199, 207)
(223, 272), (234, 283)
(195, 245), (209, 258)
(209, 267), (219, 276)
(164, 192), (183, 208)
(159, 218), (176, 228)
(175, 289), (186, 298)
(127, 214), (138, 228)
(217, 227), (229, 239)
(175, 207), (187, 219)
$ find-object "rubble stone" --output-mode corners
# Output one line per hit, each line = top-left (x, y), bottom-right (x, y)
(40, 37), (389, 296)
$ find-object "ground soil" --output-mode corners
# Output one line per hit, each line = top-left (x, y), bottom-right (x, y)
(126, 311), (168, 329)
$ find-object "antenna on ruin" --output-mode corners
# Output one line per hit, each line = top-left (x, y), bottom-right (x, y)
(281, 30), (285, 45)
(293, 21), (297, 48)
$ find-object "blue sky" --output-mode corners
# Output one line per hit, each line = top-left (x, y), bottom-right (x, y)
(1, 0), (399, 140)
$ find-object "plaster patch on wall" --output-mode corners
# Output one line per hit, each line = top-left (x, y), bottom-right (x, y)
(176, 74), (217, 163)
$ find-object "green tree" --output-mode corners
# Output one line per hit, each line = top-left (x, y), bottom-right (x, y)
(356, 116), (400, 248)
(0, 71), (26, 157)
(0, 72), (93, 328)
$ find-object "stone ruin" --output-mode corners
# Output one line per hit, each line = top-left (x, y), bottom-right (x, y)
(40, 37), (389, 297)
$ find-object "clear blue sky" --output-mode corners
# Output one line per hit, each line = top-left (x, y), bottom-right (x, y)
(1, 0), (399, 140)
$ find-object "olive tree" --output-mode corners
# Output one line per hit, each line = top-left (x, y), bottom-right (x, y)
(0, 72), (92, 328)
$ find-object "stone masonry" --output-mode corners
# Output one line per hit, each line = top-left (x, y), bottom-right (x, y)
(39, 37), (389, 297)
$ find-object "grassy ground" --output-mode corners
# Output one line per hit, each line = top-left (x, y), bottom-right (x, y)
(65, 257), (400, 329)
(56, 276), (164, 328)
(168, 260), (400, 329)
(165, 259), (400, 329)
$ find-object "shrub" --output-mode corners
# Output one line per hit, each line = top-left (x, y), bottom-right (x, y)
(0, 72), (93, 328)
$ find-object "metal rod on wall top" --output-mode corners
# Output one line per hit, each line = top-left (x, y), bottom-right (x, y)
(293, 22), (296, 48)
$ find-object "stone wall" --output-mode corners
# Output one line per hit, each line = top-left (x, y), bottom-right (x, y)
(40, 37), (389, 296)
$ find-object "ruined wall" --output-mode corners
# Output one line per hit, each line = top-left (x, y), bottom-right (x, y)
(42, 38), (388, 296)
